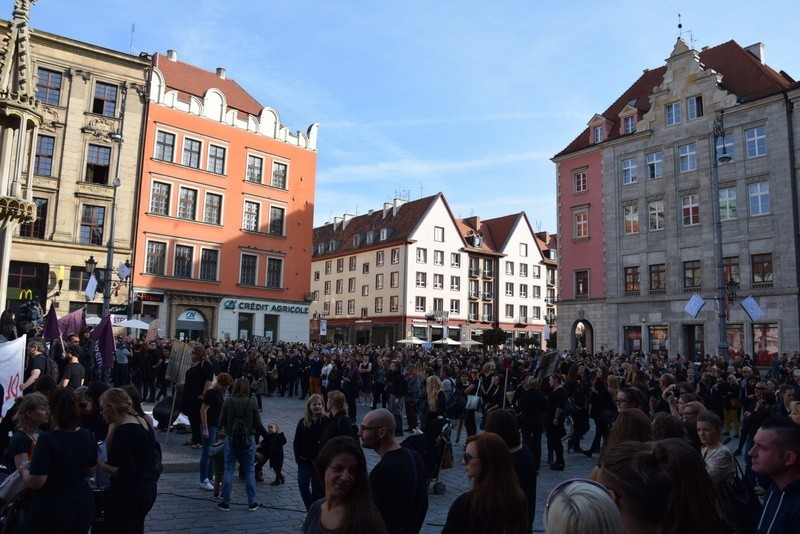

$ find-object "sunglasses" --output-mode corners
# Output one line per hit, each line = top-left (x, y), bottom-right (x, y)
(544, 478), (614, 529)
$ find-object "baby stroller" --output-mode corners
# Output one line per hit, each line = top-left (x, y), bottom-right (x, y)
(400, 418), (451, 495)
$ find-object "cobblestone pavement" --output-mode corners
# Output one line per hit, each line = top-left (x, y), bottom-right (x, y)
(145, 395), (615, 533)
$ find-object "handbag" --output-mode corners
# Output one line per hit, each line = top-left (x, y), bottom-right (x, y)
(465, 395), (481, 411)
(717, 460), (761, 534)
(0, 463), (28, 503)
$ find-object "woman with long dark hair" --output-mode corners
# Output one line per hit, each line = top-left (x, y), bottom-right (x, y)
(585, 367), (615, 457)
(293, 394), (329, 510)
(442, 432), (528, 533)
(304, 436), (387, 534)
(182, 345), (214, 448)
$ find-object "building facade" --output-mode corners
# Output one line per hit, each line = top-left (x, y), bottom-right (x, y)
(554, 38), (800, 362)
(5, 19), (148, 317)
(133, 51), (318, 342)
(309, 194), (553, 347)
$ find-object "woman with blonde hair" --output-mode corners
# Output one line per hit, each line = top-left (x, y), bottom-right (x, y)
(442, 432), (528, 533)
(544, 479), (623, 534)
(96, 387), (159, 533)
(6, 392), (49, 470)
(293, 394), (329, 509)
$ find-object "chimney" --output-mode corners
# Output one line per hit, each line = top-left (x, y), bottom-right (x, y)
(333, 216), (342, 231)
(216, 67), (227, 79)
(383, 202), (392, 219)
(342, 213), (353, 228)
(745, 42), (765, 64)
(392, 198), (407, 217)
(167, 50), (178, 61)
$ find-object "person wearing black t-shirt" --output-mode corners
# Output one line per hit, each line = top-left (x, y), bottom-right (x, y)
(60, 346), (85, 390)
(22, 341), (48, 395)
(546, 374), (568, 471)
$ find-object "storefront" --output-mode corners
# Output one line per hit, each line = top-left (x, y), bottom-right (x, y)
(218, 298), (310, 343)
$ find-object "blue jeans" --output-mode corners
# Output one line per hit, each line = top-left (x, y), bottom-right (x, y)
(297, 461), (322, 510)
(199, 425), (218, 482)
(221, 436), (256, 506)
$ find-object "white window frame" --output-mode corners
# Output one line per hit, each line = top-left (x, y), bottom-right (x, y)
(687, 96), (703, 120)
(246, 154), (263, 183)
(434, 226), (444, 242)
(624, 205), (639, 234)
(416, 248), (427, 264)
(745, 127), (767, 158)
(748, 182), (770, 216)
(622, 157), (637, 184)
(682, 194), (700, 226)
(416, 272), (427, 288)
(450, 276), (460, 291)
(648, 200), (665, 231)
(451, 253), (461, 267)
(720, 188), (737, 220)
(574, 170), (587, 193)
(647, 152), (663, 179)
(666, 102), (681, 125)
(433, 273), (444, 290)
(679, 143), (697, 172)
(243, 200), (260, 231)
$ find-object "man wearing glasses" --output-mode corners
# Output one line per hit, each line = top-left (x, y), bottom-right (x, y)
(358, 408), (428, 533)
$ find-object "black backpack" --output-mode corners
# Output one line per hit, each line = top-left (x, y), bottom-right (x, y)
(230, 401), (250, 450)
(43, 356), (59, 383)
(445, 379), (467, 418)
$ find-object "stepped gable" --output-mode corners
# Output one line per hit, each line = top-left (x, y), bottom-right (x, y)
(153, 52), (263, 118)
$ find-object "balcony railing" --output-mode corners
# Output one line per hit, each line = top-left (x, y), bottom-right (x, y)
(468, 313), (479, 321)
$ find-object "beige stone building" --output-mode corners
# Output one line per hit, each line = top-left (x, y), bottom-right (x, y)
(4, 20), (149, 317)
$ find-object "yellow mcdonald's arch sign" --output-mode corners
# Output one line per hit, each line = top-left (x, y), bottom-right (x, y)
(7, 288), (35, 300)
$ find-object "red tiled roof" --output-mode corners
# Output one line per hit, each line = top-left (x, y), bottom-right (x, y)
(312, 195), (441, 258)
(555, 40), (796, 158)
(455, 218), (502, 256)
(482, 213), (522, 252)
(153, 53), (263, 117)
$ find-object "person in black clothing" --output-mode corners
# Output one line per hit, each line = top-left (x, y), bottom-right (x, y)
(0, 310), (18, 341)
(293, 394), (329, 509)
(60, 346), (86, 390)
(78, 327), (97, 382)
(385, 361), (407, 437)
(255, 422), (286, 485)
(546, 374), (568, 471)
(22, 340), (48, 395)
(320, 390), (355, 445)
(513, 375), (547, 473)
(359, 408), (428, 534)
(586, 367), (616, 457)
(565, 363), (590, 453)
(181, 346), (214, 447)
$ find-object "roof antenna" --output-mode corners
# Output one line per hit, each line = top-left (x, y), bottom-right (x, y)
(677, 13), (684, 39)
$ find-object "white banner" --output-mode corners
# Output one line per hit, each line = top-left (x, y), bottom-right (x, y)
(320, 319), (327, 336)
(0, 335), (26, 419)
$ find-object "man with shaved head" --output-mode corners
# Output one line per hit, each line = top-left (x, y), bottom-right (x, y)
(359, 408), (428, 533)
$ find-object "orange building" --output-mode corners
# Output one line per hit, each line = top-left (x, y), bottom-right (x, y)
(133, 51), (318, 342)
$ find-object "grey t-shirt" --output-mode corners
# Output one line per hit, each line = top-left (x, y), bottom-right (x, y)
(304, 499), (334, 534)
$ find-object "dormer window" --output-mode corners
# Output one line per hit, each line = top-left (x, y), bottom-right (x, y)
(379, 228), (389, 241)
(353, 235), (362, 247)
(593, 126), (604, 143)
(329, 240), (338, 252)
(623, 116), (636, 134)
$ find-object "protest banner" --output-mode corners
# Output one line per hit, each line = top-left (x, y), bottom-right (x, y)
(0, 336), (26, 419)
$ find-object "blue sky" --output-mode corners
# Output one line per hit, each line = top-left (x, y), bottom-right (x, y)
(26, 1), (800, 232)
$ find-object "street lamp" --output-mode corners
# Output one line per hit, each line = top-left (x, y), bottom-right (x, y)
(712, 109), (733, 361)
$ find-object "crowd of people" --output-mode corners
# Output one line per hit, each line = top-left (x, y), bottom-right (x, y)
(5, 329), (800, 532)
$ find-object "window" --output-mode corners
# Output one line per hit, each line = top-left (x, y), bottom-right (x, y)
(749, 182), (770, 216)
(324, 260), (332, 275)
(174, 188), (195, 220)
(716, 135), (734, 162)
(625, 266), (640, 294)
(375, 273), (384, 290)
(92, 82), (117, 116)
(647, 152), (663, 179)
(240, 254), (257, 285)
(752, 254), (773, 286)
(624, 205), (639, 234)
(34, 135), (54, 176)
(450, 276), (460, 291)
(155, 131), (175, 162)
(451, 253), (461, 267)
(533, 265), (541, 278)
(324, 281), (331, 295)
(648, 200), (665, 231)
(336, 279), (343, 294)
(182, 138), (201, 168)
(433, 298), (444, 312)
(390, 296), (399, 312)
(622, 157), (637, 184)
(322, 302), (331, 316)
(623, 116), (635, 134)
(650, 263), (667, 293)
(349, 256), (357, 271)
(362, 285), (369, 296)
(174, 245), (193, 278)
(683, 260), (701, 289)
(337, 259), (344, 273)
(79, 205), (104, 245)
(246, 155), (263, 183)
(575, 270), (589, 299)
(19, 198), (47, 239)
(682, 194), (700, 226)
(360, 307), (368, 319)
(348, 278), (356, 292)
(149, 182), (171, 215)
(505, 282), (514, 297)
(723, 256), (740, 286)
(199, 249), (218, 281)
(380, 228), (389, 241)
(434, 226), (444, 242)
(505, 304), (514, 318)
(687, 96), (703, 119)
(375, 297), (384, 313)
(36, 68), (62, 105)
(145, 241), (166, 275)
(469, 279), (479, 298)
(391, 249), (400, 264)
(719, 188), (737, 220)
(376, 251), (385, 266)
(574, 170), (587, 193)
(271, 162), (288, 189)
(520, 243), (528, 257)
(68, 266), (92, 291)
(666, 102), (681, 125)
(593, 126), (603, 143)
(574, 210), (589, 239)
(450, 299), (460, 314)
(433, 250), (444, 266)
(269, 206), (285, 236)
(365, 232), (375, 245)
(532, 286), (540, 298)
(745, 127), (767, 158)
(483, 259), (494, 278)
(520, 264), (528, 277)
(482, 302), (493, 322)
(266, 258), (282, 288)
(243, 201), (260, 231)
(520, 284), (528, 298)
(679, 143), (697, 172)
(85, 144), (111, 184)
(469, 302), (479, 321)
(505, 261), (514, 276)
(200, 193), (221, 225)
(415, 296), (426, 312)
(207, 145), (226, 174)
(391, 272), (399, 288)
(416, 248), (427, 263)
(433, 274), (444, 289)
(532, 306), (541, 320)
(335, 301), (342, 315)
(362, 263), (370, 274)
(416, 272), (427, 288)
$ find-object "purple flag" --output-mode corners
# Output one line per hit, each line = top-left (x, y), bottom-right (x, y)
(58, 308), (86, 337)
(42, 303), (60, 342)
(90, 315), (116, 370)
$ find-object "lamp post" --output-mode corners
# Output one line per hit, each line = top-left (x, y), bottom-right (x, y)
(712, 110), (733, 361)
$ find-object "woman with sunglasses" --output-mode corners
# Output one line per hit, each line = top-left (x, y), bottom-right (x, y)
(442, 433), (528, 534)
